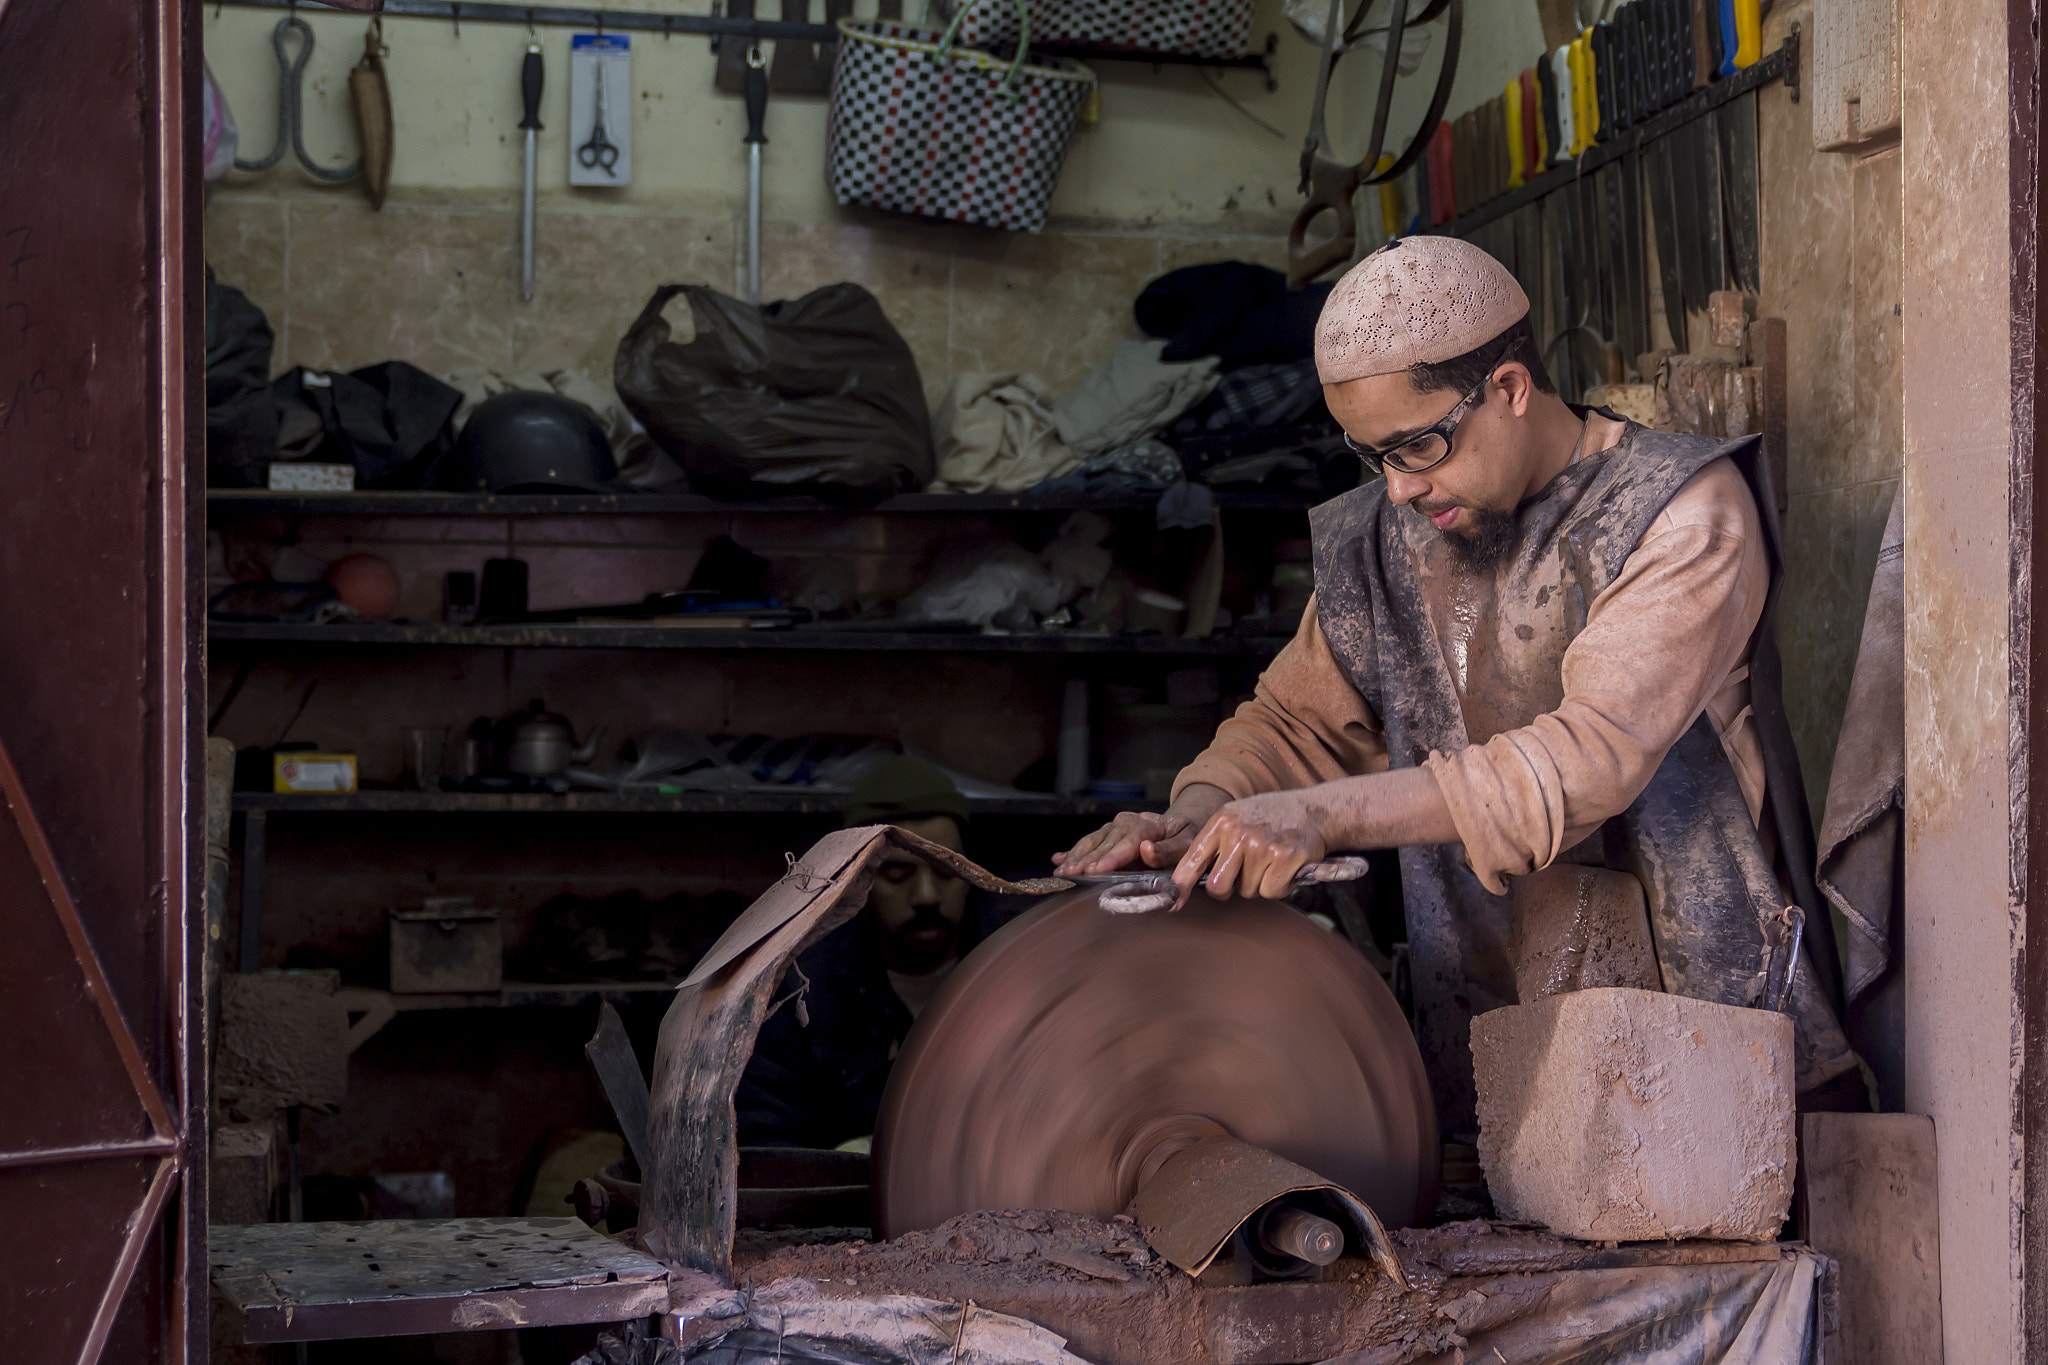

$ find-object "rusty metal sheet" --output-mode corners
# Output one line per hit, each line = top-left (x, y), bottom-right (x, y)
(1131, 1137), (1405, 1288)
(210, 1217), (670, 1344)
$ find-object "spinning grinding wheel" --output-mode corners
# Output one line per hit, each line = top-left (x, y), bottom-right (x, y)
(875, 890), (1438, 1242)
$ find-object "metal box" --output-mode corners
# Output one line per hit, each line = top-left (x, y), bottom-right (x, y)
(389, 897), (502, 994)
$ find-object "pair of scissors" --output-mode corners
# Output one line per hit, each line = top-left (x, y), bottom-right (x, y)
(577, 61), (620, 177)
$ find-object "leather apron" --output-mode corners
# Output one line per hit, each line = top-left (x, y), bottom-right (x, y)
(1310, 422), (1855, 1133)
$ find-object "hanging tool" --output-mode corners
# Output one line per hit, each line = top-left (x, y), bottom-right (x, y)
(349, 20), (394, 208)
(1717, 91), (1761, 292)
(235, 14), (389, 202)
(1644, 133), (1686, 347)
(1504, 76), (1524, 188)
(576, 45), (621, 177)
(519, 37), (543, 302)
(1287, 0), (1465, 285)
(714, 0), (756, 89)
(768, 0), (836, 92)
(743, 44), (768, 304)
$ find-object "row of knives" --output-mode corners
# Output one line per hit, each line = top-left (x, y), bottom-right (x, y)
(1372, 0), (1765, 235)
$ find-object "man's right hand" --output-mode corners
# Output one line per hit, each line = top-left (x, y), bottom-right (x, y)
(1053, 784), (1231, 875)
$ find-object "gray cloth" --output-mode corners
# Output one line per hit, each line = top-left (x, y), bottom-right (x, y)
(1815, 481), (1905, 1107)
(1816, 482), (1904, 998)
(1310, 427), (1855, 1131)
(929, 372), (1075, 493)
(1054, 340), (1220, 458)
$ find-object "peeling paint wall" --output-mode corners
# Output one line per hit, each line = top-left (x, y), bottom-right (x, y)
(1899, 0), (2022, 1351)
(1757, 3), (1902, 817)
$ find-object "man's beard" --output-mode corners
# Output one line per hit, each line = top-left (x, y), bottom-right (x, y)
(1436, 505), (1518, 571)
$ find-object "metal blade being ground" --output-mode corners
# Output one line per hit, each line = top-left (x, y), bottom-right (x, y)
(585, 1001), (651, 1171)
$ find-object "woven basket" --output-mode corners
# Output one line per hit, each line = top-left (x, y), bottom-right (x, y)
(827, 0), (1095, 233)
(945, 0), (1256, 59)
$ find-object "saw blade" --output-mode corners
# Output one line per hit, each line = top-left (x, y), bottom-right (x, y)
(875, 890), (1438, 1240)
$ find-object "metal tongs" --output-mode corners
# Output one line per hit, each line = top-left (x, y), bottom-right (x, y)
(1064, 856), (1371, 915)
(1758, 904), (1805, 1014)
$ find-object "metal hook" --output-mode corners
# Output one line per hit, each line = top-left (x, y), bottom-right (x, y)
(450, 1), (461, 37)
(231, 14), (362, 182)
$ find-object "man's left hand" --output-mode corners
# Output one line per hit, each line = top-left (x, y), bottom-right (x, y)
(1172, 790), (1331, 905)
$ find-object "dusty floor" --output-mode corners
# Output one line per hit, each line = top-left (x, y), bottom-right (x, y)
(690, 1212), (1778, 1364)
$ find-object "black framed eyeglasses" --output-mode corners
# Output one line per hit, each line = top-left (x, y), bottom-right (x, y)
(1342, 341), (1512, 477)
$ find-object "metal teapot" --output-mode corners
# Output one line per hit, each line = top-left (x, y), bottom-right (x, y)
(494, 701), (601, 778)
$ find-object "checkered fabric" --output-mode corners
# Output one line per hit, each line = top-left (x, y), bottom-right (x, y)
(1207, 360), (1323, 430)
(828, 18), (1095, 233)
(946, 0), (1255, 59)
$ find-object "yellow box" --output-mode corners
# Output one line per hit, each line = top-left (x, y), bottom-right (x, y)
(273, 753), (359, 794)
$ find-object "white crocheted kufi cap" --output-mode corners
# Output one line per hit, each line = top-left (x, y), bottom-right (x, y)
(1313, 237), (1530, 384)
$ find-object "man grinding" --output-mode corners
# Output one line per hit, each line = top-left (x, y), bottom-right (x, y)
(1059, 238), (1859, 1131)
(737, 757), (978, 1147)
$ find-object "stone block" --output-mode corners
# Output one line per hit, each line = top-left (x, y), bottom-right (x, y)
(1472, 988), (1795, 1242)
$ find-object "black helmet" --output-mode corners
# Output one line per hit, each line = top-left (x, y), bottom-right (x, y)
(448, 391), (621, 493)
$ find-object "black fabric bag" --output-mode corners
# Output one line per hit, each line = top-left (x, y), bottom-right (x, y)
(614, 283), (933, 504)
(271, 360), (463, 489)
(204, 271), (281, 487)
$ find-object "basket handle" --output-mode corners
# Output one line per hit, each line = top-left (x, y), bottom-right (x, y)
(932, 0), (1032, 101)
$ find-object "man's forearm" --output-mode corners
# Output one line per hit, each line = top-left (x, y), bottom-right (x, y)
(1302, 767), (1460, 850)
(1168, 782), (1233, 830)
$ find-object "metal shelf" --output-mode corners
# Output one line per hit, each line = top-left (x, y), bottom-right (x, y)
(233, 790), (1156, 816)
(208, 621), (1287, 655)
(206, 488), (1324, 516)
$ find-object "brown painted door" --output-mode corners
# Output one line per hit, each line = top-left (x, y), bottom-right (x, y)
(0, 0), (204, 1360)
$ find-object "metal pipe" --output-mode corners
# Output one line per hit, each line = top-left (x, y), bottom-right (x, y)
(1255, 1205), (1344, 1266)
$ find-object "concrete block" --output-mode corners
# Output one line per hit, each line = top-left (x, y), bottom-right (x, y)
(1472, 988), (1795, 1242)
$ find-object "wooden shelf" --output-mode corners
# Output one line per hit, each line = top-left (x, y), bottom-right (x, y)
(233, 790), (1158, 817)
(209, 620), (1288, 655)
(206, 488), (1326, 517)
(379, 981), (682, 1011)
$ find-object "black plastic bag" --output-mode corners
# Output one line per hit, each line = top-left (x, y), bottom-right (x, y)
(204, 270), (281, 487)
(615, 283), (933, 504)
(271, 360), (463, 489)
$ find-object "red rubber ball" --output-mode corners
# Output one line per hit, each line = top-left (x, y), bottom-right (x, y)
(324, 553), (401, 621)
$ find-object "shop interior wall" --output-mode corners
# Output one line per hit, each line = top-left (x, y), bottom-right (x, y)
(1755, 2), (1903, 815)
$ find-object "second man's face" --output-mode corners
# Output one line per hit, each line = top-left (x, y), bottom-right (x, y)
(870, 814), (970, 973)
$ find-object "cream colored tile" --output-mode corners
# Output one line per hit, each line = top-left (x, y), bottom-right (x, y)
(515, 212), (735, 382)
(948, 231), (1155, 395)
(283, 200), (516, 374)
(205, 194), (292, 372)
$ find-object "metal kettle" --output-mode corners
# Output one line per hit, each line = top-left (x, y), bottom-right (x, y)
(495, 700), (600, 778)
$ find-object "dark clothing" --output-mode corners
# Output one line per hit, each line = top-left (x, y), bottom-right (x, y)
(1134, 263), (1333, 369)
(735, 894), (1016, 1148)
(1308, 426), (1854, 1132)
(735, 916), (912, 1148)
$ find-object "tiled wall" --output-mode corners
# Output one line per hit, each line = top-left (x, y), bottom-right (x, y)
(1757, 2), (1904, 817)
(203, 190), (1287, 404)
